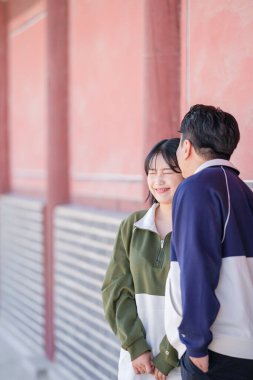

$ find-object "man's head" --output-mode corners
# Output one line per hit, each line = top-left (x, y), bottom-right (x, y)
(177, 104), (240, 177)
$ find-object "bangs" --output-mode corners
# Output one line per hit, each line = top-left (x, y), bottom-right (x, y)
(145, 151), (180, 174)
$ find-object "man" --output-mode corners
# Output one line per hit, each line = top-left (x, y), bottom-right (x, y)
(165, 104), (253, 379)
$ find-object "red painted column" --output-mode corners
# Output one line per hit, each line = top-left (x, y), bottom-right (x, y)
(144, 0), (181, 150)
(45, 0), (69, 360)
(0, 1), (10, 193)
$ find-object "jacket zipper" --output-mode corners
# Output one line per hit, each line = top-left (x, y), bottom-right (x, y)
(134, 225), (169, 268)
(154, 239), (165, 267)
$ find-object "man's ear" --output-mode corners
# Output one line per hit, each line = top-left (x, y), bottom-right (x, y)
(182, 139), (192, 159)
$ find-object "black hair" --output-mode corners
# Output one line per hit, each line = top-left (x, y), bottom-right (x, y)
(180, 104), (240, 160)
(144, 138), (181, 204)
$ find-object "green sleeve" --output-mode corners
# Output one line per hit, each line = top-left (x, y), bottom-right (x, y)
(153, 335), (179, 375)
(101, 220), (150, 361)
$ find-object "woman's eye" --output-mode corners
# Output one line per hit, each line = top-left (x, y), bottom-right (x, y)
(148, 170), (156, 174)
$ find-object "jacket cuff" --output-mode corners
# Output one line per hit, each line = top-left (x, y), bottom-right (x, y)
(153, 353), (175, 376)
(187, 348), (209, 358)
(127, 338), (151, 361)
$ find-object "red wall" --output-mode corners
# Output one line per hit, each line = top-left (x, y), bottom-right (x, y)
(180, 0), (253, 179)
(69, 0), (145, 208)
(5, 0), (253, 208)
(8, 0), (47, 194)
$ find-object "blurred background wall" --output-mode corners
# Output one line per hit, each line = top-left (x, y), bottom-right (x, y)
(0, 1), (252, 380)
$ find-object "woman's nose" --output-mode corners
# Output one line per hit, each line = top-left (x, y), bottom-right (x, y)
(155, 174), (164, 185)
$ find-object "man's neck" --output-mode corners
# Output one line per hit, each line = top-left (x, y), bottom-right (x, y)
(184, 158), (206, 178)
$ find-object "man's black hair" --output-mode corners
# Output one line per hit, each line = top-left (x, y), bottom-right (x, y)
(180, 104), (240, 160)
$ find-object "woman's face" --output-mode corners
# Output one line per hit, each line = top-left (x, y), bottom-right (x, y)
(147, 153), (183, 205)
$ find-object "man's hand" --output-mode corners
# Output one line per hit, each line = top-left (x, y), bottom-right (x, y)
(132, 351), (154, 374)
(189, 355), (209, 373)
(153, 367), (166, 380)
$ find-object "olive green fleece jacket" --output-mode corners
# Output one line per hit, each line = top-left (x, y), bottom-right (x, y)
(101, 204), (179, 376)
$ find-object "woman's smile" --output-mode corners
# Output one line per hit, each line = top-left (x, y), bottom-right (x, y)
(154, 187), (170, 194)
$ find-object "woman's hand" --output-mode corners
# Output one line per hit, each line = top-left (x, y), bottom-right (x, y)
(154, 367), (166, 380)
(132, 351), (154, 374)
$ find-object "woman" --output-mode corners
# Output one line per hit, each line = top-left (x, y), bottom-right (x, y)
(102, 139), (183, 380)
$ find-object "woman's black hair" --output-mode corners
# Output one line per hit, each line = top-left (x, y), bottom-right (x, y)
(144, 138), (181, 205)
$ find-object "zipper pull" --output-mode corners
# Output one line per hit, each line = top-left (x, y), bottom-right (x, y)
(161, 240), (164, 249)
